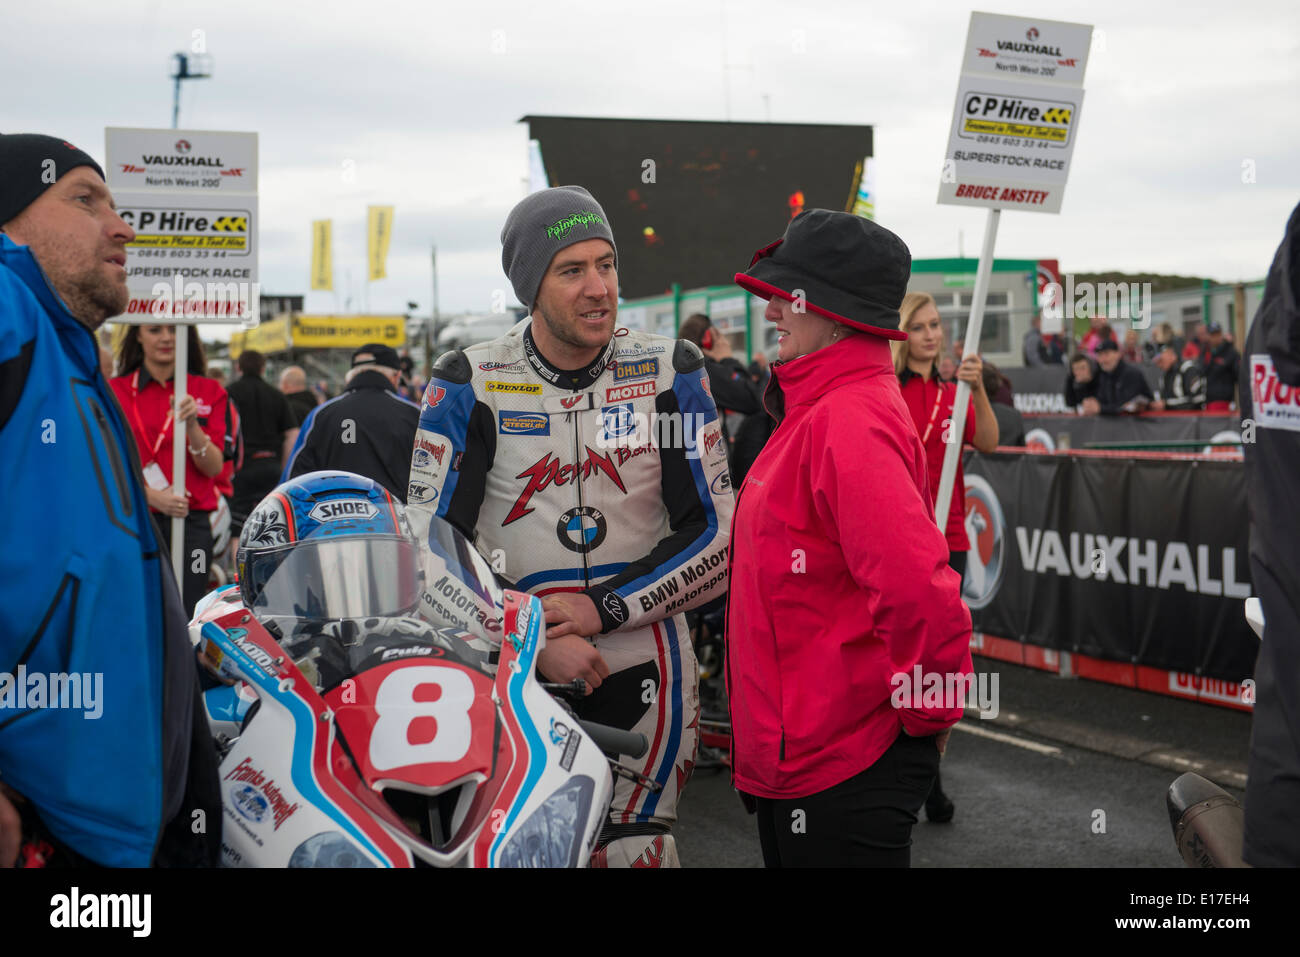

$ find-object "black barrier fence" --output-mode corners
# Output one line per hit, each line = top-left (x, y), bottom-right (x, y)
(1017, 414), (1242, 452)
(960, 450), (1255, 684)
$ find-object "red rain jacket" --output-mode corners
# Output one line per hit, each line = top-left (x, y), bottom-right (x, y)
(726, 333), (973, 799)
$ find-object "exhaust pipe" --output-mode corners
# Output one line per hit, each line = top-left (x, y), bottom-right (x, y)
(1166, 772), (1246, 868)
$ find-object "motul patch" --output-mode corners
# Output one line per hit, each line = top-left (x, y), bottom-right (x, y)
(606, 381), (655, 402)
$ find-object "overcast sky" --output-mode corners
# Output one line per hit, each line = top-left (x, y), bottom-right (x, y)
(6, 0), (1298, 337)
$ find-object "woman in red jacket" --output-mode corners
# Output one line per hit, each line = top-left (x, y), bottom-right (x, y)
(894, 292), (999, 823)
(112, 324), (228, 615)
(727, 211), (974, 867)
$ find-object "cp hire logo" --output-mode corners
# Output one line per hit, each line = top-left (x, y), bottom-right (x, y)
(959, 92), (1075, 146)
(309, 500), (379, 522)
(962, 474), (1007, 610)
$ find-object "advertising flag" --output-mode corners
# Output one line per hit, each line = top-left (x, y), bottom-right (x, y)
(367, 205), (394, 280)
(310, 219), (332, 291)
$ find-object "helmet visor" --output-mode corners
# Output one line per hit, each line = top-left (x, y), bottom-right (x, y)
(249, 536), (421, 622)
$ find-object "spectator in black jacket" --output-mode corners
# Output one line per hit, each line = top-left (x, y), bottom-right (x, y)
(1199, 321), (1241, 411)
(1064, 352), (1098, 410)
(283, 343), (421, 500)
(1150, 345), (1206, 410)
(1083, 339), (1153, 415)
(983, 362), (1025, 445)
(678, 313), (763, 483)
(227, 349), (298, 532)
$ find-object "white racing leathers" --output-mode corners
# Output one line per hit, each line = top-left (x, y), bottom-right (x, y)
(406, 319), (734, 867)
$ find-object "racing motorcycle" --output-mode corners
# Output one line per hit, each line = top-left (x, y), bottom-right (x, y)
(189, 470), (650, 867)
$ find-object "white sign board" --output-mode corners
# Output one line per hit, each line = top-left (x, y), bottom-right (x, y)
(938, 12), (1092, 215)
(105, 128), (259, 323)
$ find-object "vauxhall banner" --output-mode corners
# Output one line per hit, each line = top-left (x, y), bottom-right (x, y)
(961, 451), (1256, 685)
(367, 205), (394, 281)
(105, 127), (259, 322)
(310, 219), (333, 291)
(938, 12), (1092, 214)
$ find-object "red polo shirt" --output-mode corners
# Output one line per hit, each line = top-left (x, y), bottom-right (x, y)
(898, 365), (976, 552)
(110, 367), (228, 512)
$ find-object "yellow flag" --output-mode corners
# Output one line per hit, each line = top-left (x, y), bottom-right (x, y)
(367, 205), (394, 280)
(310, 219), (333, 291)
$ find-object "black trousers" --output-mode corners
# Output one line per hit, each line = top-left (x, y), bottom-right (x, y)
(752, 730), (940, 867)
(156, 510), (214, 618)
(231, 457), (283, 533)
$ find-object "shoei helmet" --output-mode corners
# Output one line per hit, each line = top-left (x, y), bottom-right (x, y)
(236, 471), (421, 623)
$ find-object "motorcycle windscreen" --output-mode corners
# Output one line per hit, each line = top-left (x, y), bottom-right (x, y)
(251, 536), (422, 621)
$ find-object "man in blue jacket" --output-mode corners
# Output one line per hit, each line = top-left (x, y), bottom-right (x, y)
(0, 133), (219, 867)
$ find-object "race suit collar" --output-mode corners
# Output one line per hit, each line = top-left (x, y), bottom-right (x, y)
(522, 321), (618, 391)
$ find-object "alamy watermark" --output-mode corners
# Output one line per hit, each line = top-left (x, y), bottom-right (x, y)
(130, 275), (259, 322)
(593, 409), (723, 462)
(1041, 275), (1154, 330)
(0, 667), (103, 719)
(890, 666), (999, 719)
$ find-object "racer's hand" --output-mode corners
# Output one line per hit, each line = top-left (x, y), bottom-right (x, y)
(935, 729), (952, 755)
(542, 593), (603, 639)
(0, 785), (22, 868)
(537, 636), (610, 694)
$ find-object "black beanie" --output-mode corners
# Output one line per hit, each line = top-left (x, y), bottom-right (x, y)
(0, 134), (107, 227)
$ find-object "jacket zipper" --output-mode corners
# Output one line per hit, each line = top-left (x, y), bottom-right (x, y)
(724, 478), (746, 772)
(90, 396), (134, 517)
(571, 406), (590, 587)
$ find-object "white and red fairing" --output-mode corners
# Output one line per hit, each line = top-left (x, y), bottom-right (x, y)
(192, 586), (610, 867)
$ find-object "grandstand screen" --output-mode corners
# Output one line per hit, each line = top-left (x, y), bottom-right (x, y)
(522, 116), (873, 301)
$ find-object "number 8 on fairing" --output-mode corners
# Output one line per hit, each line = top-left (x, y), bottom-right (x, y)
(369, 666), (475, 770)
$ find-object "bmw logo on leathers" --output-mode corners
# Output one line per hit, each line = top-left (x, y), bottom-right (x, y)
(557, 506), (606, 553)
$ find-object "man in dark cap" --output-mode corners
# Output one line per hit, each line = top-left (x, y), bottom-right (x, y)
(1199, 320), (1241, 411)
(0, 133), (218, 866)
(282, 341), (420, 499)
(1080, 339), (1153, 415)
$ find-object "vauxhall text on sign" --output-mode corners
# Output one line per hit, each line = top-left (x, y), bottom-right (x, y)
(938, 12), (1093, 215)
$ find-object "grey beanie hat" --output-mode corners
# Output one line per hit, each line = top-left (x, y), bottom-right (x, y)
(500, 185), (617, 310)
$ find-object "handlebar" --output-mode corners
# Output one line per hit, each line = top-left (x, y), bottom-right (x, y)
(576, 720), (648, 760)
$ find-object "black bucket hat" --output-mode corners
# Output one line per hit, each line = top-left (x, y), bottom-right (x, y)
(734, 209), (911, 341)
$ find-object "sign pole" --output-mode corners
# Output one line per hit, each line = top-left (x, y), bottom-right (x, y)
(934, 207), (999, 526)
(171, 331), (188, 588)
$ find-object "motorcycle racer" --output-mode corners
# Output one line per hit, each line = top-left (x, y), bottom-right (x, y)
(405, 186), (734, 867)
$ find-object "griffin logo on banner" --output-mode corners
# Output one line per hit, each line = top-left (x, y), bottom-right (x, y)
(367, 205), (394, 280)
(311, 219), (332, 291)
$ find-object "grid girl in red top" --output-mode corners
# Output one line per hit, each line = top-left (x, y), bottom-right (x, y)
(111, 324), (228, 614)
(893, 291), (998, 823)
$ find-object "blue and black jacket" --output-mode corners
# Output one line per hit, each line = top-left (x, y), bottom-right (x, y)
(0, 235), (216, 866)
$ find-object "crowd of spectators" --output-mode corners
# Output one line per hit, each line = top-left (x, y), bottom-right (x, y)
(1028, 317), (1238, 415)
